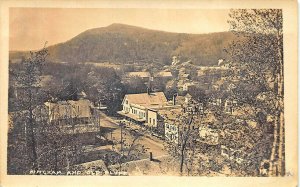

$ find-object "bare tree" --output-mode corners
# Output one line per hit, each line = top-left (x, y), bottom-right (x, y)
(106, 123), (147, 175)
(163, 107), (204, 175)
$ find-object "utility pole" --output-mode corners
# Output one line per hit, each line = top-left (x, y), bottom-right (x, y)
(120, 122), (124, 156)
(97, 108), (101, 132)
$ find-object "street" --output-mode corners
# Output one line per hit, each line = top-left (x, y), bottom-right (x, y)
(99, 112), (168, 159)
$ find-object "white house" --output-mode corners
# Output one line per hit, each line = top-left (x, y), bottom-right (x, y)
(182, 82), (195, 91)
(160, 108), (182, 144)
(118, 92), (168, 125)
(165, 122), (179, 144)
(172, 56), (180, 65)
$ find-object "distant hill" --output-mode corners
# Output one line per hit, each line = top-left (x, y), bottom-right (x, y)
(9, 23), (237, 66)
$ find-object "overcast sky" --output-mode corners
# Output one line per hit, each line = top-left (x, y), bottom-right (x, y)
(10, 8), (230, 51)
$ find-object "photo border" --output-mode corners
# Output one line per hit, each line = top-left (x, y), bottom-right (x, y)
(0, 0), (297, 186)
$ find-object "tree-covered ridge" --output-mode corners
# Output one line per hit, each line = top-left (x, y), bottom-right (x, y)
(10, 23), (237, 66)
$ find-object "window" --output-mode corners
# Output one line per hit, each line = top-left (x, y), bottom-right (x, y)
(153, 119), (155, 125)
(149, 118), (151, 123)
(126, 100), (128, 104)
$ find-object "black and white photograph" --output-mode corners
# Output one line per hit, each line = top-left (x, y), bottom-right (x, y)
(0, 1), (298, 187)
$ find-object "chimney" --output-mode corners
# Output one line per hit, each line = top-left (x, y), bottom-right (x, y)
(149, 152), (153, 161)
(172, 93), (177, 105)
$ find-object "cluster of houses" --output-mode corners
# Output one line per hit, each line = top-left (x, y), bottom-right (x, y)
(118, 90), (216, 145)
(124, 70), (173, 88)
(9, 56), (262, 169)
(116, 57), (261, 166)
(117, 88), (257, 166)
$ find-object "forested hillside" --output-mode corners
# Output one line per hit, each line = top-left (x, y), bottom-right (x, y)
(10, 23), (237, 66)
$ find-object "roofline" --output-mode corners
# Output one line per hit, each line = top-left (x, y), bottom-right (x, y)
(124, 91), (165, 97)
(121, 95), (128, 105)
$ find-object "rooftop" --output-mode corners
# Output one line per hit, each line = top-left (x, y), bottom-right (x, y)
(117, 111), (146, 122)
(124, 92), (168, 108)
(127, 72), (151, 78)
(155, 71), (172, 77)
(45, 99), (93, 120)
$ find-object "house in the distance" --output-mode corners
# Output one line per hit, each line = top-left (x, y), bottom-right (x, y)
(160, 107), (182, 144)
(154, 71), (173, 80)
(182, 82), (195, 91)
(171, 55), (180, 66)
(146, 101), (182, 138)
(127, 71), (151, 81)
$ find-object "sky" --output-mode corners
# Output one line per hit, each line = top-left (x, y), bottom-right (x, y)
(9, 8), (230, 51)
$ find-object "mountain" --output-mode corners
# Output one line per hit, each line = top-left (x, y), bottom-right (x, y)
(9, 23), (237, 66)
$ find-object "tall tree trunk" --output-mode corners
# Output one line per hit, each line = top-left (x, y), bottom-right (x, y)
(180, 146), (185, 174)
(54, 142), (58, 172)
(28, 89), (38, 170)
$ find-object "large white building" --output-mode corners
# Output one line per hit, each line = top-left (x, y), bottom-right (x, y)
(118, 92), (168, 125)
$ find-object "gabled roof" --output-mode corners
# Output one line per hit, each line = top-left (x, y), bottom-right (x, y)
(185, 93), (192, 98)
(155, 71), (172, 77)
(45, 99), (92, 120)
(127, 72), (150, 78)
(124, 92), (167, 108)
